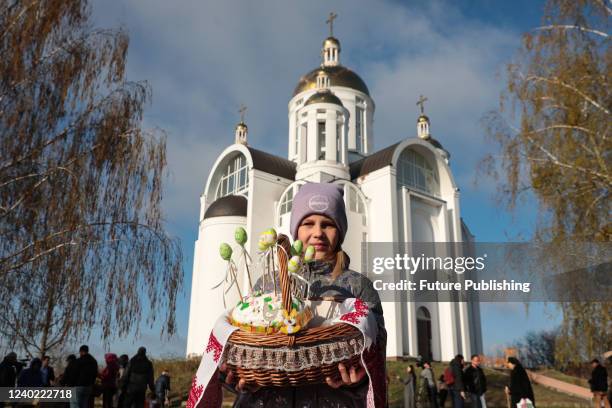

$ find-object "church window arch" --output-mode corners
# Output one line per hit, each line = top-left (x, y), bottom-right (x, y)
(214, 153), (249, 200)
(397, 149), (440, 197)
(277, 182), (305, 226)
(345, 183), (367, 226)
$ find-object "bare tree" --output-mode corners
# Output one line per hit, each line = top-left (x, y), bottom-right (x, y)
(481, 0), (611, 366)
(0, 0), (183, 357)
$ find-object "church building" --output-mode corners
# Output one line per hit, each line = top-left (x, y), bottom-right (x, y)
(186, 18), (483, 360)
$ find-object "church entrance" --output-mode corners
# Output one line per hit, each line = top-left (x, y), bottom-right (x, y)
(417, 306), (433, 361)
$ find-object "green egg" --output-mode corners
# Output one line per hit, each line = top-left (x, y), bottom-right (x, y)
(219, 243), (233, 260)
(234, 227), (248, 246)
(291, 240), (303, 255)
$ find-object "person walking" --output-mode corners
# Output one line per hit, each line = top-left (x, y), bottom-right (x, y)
(421, 361), (439, 408)
(397, 365), (416, 408)
(437, 375), (448, 408)
(17, 358), (44, 387)
(123, 347), (154, 408)
(154, 370), (171, 408)
(100, 353), (120, 408)
(505, 357), (535, 408)
(446, 354), (466, 408)
(589, 359), (611, 408)
(73, 345), (99, 408)
(41, 355), (56, 386)
(463, 355), (487, 408)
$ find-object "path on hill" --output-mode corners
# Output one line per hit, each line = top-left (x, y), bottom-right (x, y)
(527, 370), (592, 400)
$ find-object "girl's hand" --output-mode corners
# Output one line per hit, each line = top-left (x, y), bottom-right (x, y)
(325, 363), (366, 388)
(219, 363), (261, 393)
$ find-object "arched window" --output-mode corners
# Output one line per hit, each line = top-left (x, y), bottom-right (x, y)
(345, 183), (367, 226)
(215, 154), (248, 200)
(277, 183), (304, 226)
(397, 149), (440, 196)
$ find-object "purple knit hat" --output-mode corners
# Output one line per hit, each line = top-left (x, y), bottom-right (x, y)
(289, 183), (348, 244)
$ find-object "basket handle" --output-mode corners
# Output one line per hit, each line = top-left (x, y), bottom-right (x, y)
(276, 234), (292, 312)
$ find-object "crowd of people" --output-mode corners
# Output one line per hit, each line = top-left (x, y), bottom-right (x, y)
(400, 355), (611, 408)
(0, 346), (171, 408)
(399, 355), (532, 408)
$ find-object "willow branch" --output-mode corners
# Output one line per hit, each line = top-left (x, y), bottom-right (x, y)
(534, 25), (609, 38)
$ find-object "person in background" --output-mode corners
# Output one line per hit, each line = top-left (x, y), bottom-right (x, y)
(17, 358), (44, 387)
(123, 347), (154, 408)
(397, 365), (416, 408)
(589, 358), (610, 408)
(41, 355), (56, 386)
(420, 361), (438, 408)
(463, 355), (487, 408)
(116, 354), (130, 408)
(0, 352), (19, 387)
(100, 353), (120, 408)
(505, 357), (535, 408)
(59, 354), (78, 386)
(154, 370), (171, 408)
(437, 374), (448, 408)
(446, 354), (465, 408)
(73, 345), (99, 408)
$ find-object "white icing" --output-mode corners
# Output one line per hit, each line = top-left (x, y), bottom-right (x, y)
(231, 292), (303, 328)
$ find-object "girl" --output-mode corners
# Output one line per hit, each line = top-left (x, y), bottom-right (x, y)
(223, 182), (387, 407)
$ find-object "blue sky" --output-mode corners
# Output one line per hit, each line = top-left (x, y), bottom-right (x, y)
(85, 0), (563, 359)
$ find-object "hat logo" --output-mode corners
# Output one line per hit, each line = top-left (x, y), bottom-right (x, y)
(308, 195), (329, 212)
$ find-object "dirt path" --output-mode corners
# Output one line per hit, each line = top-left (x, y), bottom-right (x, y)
(527, 370), (592, 401)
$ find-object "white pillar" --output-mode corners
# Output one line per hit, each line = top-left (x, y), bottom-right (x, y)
(326, 111), (337, 161)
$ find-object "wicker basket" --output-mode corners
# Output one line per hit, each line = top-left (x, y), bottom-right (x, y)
(224, 234), (363, 386)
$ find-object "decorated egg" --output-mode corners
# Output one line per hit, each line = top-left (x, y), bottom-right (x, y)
(234, 227), (247, 246)
(258, 228), (277, 249)
(291, 240), (303, 256)
(288, 255), (302, 273)
(304, 245), (315, 262)
(219, 243), (233, 260)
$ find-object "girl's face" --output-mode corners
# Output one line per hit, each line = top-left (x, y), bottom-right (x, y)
(297, 214), (339, 261)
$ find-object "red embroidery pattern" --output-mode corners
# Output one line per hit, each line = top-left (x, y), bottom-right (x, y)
(363, 343), (387, 408)
(186, 375), (204, 408)
(339, 298), (369, 324)
(205, 332), (223, 363)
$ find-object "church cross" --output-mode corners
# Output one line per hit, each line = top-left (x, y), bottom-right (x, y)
(238, 104), (247, 123)
(326, 12), (337, 37)
(416, 95), (428, 115)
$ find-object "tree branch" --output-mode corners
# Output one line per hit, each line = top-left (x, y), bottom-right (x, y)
(525, 75), (611, 115)
(534, 25), (609, 38)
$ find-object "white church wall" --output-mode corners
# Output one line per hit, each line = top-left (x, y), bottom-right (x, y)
(186, 215), (247, 357)
(356, 166), (404, 358)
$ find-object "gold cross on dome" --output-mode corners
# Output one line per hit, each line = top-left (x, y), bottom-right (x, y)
(416, 95), (428, 115)
(238, 104), (247, 123)
(326, 12), (337, 37)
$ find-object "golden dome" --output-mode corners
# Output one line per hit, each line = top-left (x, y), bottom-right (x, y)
(417, 115), (430, 123)
(293, 65), (370, 96)
(304, 91), (343, 107)
(323, 36), (341, 49)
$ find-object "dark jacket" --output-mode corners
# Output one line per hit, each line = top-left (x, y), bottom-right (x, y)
(60, 359), (79, 386)
(126, 354), (154, 393)
(17, 366), (43, 387)
(0, 358), (18, 387)
(463, 365), (487, 395)
(41, 365), (55, 386)
(155, 374), (171, 399)
(231, 260), (386, 408)
(75, 353), (99, 386)
(508, 365), (535, 407)
(449, 358), (465, 391)
(590, 364), (608, 392)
